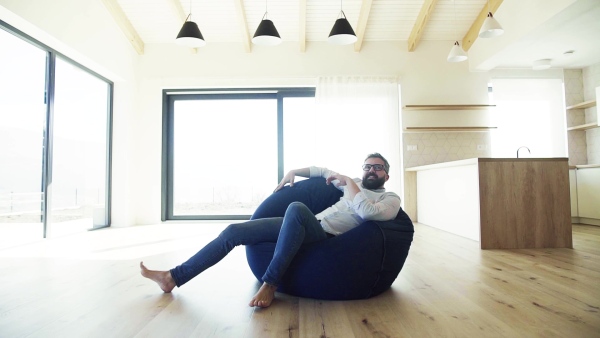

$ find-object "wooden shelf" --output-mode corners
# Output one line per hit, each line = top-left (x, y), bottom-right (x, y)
(573, 163), (600, 169)
(403, 104), (496, 111)
(404, 127), (497, 132)
(567, 122), (599, 131)
(566, 100), (596, 110)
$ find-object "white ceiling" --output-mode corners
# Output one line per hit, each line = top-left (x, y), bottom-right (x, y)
(116, 0), (488, 43)
(110, 0), (600, 70)
(476, 0), (600, 70)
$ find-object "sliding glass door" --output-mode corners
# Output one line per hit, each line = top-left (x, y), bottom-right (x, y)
(0, 27), (47, 247)
(0, 22), (112, 243)
(49, 58), (110, 237)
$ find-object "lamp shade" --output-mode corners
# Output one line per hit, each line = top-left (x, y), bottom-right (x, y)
(328, 17), (357, 45)
(176, 21), (206, 47)
(447, 41), (468, 62)
(532, 59), (551, 70)
(252, 19), (282, 46)
(478, 12), (504, 38)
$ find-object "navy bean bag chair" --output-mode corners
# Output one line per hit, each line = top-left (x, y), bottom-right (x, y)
(246, 177), (414, 300)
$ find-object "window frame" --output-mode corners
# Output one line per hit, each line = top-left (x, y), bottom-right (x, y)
(0, 19), (114, 235)
(161, 88), (315, 221)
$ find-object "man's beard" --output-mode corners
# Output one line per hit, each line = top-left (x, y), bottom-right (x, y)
(362, 174), (385, 190)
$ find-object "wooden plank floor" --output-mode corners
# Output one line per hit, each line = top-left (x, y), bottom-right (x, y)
(0, 222), (598, 337)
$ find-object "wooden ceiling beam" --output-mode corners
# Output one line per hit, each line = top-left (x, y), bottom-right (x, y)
(462, 0), (504, 51)
(167, 0), (186, 22)
(354, 0), (373, 52)
(407, 0), (438, 52)
(101, 0), (144, 55)
(299, 0), (307, 52)
(233, 0), (252, 53)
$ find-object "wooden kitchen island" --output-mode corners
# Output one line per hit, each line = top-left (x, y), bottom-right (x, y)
(405, 158), (572, 249)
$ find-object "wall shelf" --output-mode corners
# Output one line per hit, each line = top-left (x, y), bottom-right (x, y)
(564, 88), (599, 171)
(566, 100), (596, 110)
(402, 104), (496, 132)
(403, 104), (496, 111)
(404, 127), (497, 132)
(567, 122), (599, 131)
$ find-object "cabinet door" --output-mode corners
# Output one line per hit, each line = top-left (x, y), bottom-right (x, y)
(576, 168), (600, 219)
(569, 169), (578, 217)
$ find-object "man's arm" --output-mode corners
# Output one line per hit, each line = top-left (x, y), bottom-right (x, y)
(352, 192), (401, 221)
(325, 174), (360, 200)
(274, 167), (311, 192)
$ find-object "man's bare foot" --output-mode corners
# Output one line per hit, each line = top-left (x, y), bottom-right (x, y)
(249, 282), (277, 308)
(140, 262), (176, 293)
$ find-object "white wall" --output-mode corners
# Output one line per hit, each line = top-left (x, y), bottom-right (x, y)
(133, 41), (492, 224)
(0, 0), (139, 227)
(139, 40), (492, 103)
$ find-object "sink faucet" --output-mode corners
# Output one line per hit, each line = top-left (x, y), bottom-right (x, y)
(517, 146), (531, 158)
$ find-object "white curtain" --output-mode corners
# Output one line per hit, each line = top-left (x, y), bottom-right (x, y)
(312, 76), (402, 198)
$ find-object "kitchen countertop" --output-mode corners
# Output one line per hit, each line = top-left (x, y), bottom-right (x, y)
(406, 157), (569, 171)
(403, 157), (572, 249)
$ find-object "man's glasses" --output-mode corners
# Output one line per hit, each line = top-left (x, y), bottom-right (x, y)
(362, 164), (386, 172)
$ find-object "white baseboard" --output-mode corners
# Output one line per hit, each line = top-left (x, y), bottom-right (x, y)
(572, 217), (600, 226)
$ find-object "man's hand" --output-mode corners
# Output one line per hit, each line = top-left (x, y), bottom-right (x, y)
(326, 174), (351, 187)
(274, 171), (296, 192)
(274, 167), (313, 192)
(326, 174), (360, 199)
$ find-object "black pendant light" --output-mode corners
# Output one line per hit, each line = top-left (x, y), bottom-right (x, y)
(176, 2), (206, 48)
(328, 0), (356, 45)
(252, 0), (282, 46)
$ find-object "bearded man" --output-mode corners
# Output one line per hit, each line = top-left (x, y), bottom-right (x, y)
(141, 152), (400, 308)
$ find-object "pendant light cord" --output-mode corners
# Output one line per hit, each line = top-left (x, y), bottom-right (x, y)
(453, 0), (457, 42)
(264, 0), (269, 20)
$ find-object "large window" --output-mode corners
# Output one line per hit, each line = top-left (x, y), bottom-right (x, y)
(163, 89), (314, 220)
(490, 78), (567, 158)
(163, 79), (402, 221)
(0, 22), (112, 244)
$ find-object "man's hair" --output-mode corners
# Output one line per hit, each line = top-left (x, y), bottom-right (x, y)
(364, 152), (390, 173)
